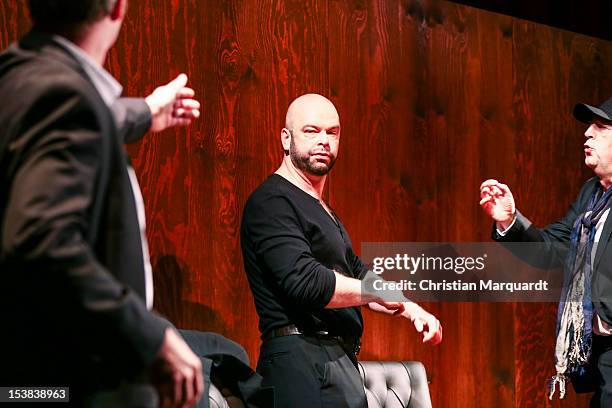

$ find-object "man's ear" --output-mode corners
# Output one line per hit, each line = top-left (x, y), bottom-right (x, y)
(109, 0), (127, 21)
(281, 128), (291, 153)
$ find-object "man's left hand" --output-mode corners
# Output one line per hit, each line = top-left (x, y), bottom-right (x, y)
(145, 73), (201, 132)
(402, 303), (443, 345)
(368, 301), (443, 345)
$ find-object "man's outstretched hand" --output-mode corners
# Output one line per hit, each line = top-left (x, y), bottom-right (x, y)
(145, 74), (201, 132)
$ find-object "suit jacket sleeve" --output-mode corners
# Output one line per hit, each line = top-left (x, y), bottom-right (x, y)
(491, 178), (598, 268)
(1, 84), (168, 369)
(112, 97), (152, 144)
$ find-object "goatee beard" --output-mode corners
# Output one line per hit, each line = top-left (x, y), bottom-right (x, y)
(289, 148), (335, 176)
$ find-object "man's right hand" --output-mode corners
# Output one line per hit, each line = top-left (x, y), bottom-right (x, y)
(150, 327), (204, 408)
(479, 179), (516, 230)
(145, 74), (201, 133)
(369, 301), (442, 345)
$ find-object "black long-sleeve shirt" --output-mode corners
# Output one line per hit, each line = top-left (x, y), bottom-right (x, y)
(241, 174), (369, 339)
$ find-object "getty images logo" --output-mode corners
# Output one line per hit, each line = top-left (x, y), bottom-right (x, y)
(371, 253), (487, 275)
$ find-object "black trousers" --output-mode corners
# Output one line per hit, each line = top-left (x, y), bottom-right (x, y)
(590, 335), (612, 408)
(256, 335), (367, 408)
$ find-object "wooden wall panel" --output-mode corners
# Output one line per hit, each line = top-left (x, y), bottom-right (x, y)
(326, 2), (517, 406)
(2, 1), (612, 406)
(114, 0), (332, 360)
(0, 1), (29, 41)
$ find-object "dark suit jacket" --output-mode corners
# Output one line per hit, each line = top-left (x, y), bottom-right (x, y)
(0, 31), (170, 396)
(493, 176), (612, 325)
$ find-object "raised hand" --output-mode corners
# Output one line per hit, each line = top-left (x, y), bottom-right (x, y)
(479, 179), (516, 230)
(145, 74), (201, 133)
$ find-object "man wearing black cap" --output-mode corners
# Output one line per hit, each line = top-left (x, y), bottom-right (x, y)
(479, 98), (612, 406)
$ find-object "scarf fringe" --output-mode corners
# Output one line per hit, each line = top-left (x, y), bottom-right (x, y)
(548, 374), (567, 400)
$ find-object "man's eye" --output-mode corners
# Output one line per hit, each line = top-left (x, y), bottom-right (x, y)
(305, 129), (317, 133)
(595, 122), (612, 130)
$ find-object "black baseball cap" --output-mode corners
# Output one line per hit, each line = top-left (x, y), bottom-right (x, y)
(573, 97), (612, 124)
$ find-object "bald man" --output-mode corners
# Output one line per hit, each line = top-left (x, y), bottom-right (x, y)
(240, 94), (442, 407)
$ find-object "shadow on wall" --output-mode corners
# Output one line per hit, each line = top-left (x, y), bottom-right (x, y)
(153, 254), (227, 334)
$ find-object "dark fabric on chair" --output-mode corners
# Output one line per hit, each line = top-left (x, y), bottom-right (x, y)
(179, 330), (273, 408)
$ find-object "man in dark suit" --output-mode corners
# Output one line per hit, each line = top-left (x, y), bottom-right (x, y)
(480, 97), (612, 406)
(0, 0), (204, 406)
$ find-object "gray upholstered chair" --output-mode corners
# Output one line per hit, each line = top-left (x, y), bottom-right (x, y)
(359, 361), (432, 408)
(208, 360), (432, 408)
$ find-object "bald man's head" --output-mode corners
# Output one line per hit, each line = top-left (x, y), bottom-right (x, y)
(285, 94), (339, 131)
(281, 94), (341, 177)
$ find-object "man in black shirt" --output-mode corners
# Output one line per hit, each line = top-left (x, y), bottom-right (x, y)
(241, 93), (442, 407)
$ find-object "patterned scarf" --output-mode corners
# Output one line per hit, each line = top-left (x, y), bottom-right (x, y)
(549, 185), (612, 399)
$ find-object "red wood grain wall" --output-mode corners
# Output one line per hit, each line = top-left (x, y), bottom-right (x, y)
(2, 1), (612, 406)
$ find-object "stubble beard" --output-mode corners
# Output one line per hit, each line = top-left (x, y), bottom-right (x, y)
(289, 138), (336, 176)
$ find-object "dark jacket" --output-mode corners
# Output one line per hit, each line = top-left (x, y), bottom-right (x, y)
(493, 176), (612, 325)
(0, 31), (169, 396)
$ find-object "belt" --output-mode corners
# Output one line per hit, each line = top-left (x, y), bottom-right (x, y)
(263, 324), (361, 356)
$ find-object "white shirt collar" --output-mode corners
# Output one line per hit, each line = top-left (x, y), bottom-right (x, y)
(52, 35), (123, 107)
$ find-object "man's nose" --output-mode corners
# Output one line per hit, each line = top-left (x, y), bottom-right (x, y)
(316, 130), (330, 145)
(585, 124), (596, 140)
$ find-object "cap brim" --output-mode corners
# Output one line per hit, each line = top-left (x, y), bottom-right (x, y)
(573, 103), (612, 123)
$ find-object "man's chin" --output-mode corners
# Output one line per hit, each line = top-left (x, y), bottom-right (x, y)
(307, 165), (331, 176)
(307, 160), (335, 176)
(585, 158), (597, 169)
